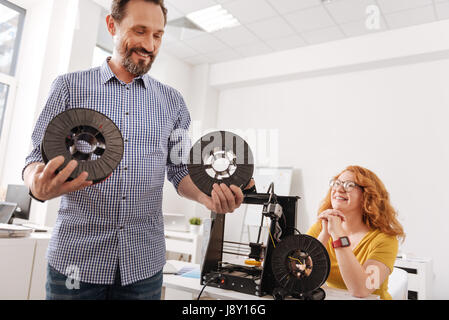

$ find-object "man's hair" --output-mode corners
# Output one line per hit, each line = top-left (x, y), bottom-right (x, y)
(111, 0), (168, 25)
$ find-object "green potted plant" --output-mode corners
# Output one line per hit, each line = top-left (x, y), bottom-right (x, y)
(189, 217), (202, 234)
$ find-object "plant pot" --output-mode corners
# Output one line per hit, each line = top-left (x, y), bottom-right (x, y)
(190, 224), (201, 234)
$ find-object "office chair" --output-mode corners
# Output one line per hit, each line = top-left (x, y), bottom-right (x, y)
(388, 267), (408, 300)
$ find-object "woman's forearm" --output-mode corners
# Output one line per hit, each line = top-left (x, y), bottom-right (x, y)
(317, 231), (329, 247)
(333, 246), (371, 297)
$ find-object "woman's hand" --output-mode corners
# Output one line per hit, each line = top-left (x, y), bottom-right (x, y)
(326, 214), (346, 239)
(318, 209), (346, 240)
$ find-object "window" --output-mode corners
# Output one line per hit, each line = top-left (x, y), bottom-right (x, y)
(0, 0), (24, 142)
(0, 0), (25, 76)
(0, 83), (8, 135)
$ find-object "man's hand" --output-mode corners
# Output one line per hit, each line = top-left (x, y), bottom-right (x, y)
(24, 156), (93, 201)
(179, 176), (255, 214)
(203, 179), (255, 214)
(198, 183), (245, 214)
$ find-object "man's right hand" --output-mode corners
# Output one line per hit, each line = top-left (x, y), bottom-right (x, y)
(25, 156), (92, 202)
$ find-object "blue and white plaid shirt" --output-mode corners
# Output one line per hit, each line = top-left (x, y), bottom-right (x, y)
(23, 59), (191, 285)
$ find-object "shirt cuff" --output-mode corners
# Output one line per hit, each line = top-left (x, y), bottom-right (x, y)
(169, 167), (189, 194)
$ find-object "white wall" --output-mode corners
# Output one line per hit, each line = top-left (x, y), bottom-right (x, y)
(68, 0), (101, 73)
(150, 52), (197, 217)
(212, 24), (449, 299)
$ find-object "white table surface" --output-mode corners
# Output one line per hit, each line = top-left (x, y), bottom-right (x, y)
(163, 260), (378, 300)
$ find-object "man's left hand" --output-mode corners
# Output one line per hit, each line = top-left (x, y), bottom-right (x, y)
(199, 179), (255, 214)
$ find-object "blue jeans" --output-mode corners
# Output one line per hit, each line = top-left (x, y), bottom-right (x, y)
(46, 264), (163, 300)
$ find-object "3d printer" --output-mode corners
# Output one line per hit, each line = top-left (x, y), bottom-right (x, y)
(200, 184), (331, 300)
(187, 131), (330, 300)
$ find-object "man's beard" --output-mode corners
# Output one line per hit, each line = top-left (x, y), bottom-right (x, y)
(119, 43), (155, 77)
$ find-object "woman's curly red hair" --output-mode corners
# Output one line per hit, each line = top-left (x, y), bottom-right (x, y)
(318, 165), (405, 241)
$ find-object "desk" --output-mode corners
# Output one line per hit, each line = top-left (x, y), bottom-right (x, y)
(162, 260), (378, 300)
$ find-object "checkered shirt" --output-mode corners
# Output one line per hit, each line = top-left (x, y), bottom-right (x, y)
(23, 59), (191, 285)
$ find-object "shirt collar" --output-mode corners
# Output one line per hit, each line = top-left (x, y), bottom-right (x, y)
(100, 57), (150, 89)
(100, 57), (116, 84)
(134, 74), (150, 89)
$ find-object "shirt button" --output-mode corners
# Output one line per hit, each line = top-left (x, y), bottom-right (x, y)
(124, 139), (129, 143)
(122, 196), (126, 200)
(123, 166), (128, 171)
(125, 112), (129, 116)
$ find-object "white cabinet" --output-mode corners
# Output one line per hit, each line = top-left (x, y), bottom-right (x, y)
(0, 231), (203, 300)
(394, 257), (433, 300)
(0, 233), (50, 300)
(164, 230), (203, 264)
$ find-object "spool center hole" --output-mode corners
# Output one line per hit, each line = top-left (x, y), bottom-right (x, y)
(212, 158), (231, 172)
(287, 250), (313, 279)
(74, 133), (97, 154)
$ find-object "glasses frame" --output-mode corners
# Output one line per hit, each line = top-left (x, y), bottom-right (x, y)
(329, 179), (363, 192)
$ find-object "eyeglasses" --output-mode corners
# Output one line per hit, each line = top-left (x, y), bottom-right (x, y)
(329, 179), (363, 192)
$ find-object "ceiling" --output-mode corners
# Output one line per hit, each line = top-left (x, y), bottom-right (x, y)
(96, 0), (449, 66)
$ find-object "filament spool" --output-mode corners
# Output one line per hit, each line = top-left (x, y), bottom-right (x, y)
(41, 108), (124, 184)
(271, 234), (330, 295)
(187, 131), (254, 196)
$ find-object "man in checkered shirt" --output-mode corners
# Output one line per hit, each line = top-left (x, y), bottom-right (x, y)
(23, 0), (253, 300)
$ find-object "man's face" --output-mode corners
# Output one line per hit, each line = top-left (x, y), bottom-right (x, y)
(109, 0), (165, 76)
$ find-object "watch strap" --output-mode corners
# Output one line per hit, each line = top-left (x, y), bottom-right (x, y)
(29, 189), (46, 203)
(332, 236), (350, 248)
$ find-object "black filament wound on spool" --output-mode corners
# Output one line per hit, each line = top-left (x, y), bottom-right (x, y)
(41, 108), (124, 184)
(187, 131), (254, 196)
(271, 234), (331, 295)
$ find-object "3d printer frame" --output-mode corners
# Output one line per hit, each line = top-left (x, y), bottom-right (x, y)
(200, 189), (300, 297)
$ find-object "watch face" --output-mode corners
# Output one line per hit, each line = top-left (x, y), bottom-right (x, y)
(340, 237), (350, 247)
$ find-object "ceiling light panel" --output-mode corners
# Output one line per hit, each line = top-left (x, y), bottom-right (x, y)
(186, 5), (240, 33)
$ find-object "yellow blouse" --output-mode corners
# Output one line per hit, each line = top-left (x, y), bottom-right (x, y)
(306, 221), (398, 300)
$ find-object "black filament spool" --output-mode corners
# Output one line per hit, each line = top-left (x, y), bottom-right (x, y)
(271, 234), (330, 295)
(41, 108), (124, 184)
(187, 131), (254, 196)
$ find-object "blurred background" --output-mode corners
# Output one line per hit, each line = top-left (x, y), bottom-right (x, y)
(0, 0), (447, 299)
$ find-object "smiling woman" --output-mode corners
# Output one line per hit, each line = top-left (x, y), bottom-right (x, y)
(307, 165), (405, 300)
(321, 166), (404, 238)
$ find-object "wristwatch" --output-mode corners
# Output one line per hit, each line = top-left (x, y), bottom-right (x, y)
(29, 189), (46, 203)
(332, 236), (351, 249)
